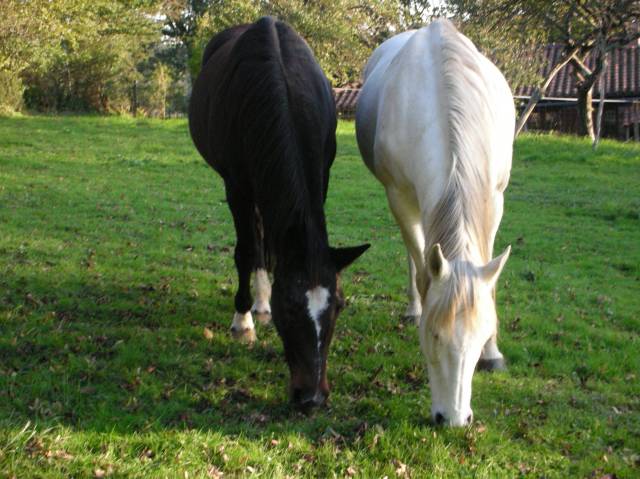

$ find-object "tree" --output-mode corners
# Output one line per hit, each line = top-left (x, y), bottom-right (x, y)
(148, 63), (171, 118)
(448, 0), (640, 139)
(191, 0), (402, 86)
(188, 0), (261, 82)
(0, 0), (65, 112)
(566, 1), (640, 140)
(160, 0), (217, 82)
(17, 0), (158, 113)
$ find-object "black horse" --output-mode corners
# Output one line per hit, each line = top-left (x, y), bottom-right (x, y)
(188, 17), (369, 410)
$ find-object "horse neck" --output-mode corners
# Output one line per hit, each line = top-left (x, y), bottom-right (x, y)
(423, 199), (491, 267)
(423, 152), (494, 267)
(274, 209), (330, 278)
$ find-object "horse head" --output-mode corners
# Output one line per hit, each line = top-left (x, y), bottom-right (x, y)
(271, 244), (369, 412)
(420, 243), (510, 426)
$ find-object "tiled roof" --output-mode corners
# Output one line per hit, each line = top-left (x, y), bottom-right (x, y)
(515, 44), (640, 98)
(333, 44), (640, 113)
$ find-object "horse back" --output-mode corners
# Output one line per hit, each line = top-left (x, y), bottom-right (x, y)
(188, 17), (337, 256)
(358, 20), (514, 209)
(190, 17), (335, 186)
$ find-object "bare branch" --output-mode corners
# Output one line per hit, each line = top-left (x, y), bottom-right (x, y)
(515, 46), (581, 137)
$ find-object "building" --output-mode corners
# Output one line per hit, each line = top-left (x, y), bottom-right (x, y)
(515, 44), (640, 140)
(334, 43), (640, 140)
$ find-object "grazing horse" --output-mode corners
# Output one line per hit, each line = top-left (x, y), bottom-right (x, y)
(189, 17), (369, 410)
(356, 20), (514, 426)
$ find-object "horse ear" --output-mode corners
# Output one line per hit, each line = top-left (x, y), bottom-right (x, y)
(427, 243), (450, 280)
(330, 244), (370, 272)
(480, 245), (511, 286)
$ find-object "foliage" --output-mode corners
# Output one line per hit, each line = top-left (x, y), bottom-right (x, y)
(3, 0), (416, 112)
(1, 117), (639, 476)
(188, 0), (401, 86)
(20, 0), (158, 113)
(4, 1), (637, 117)
(448, 0), (640, 138)
(0, 0), (161, 114)
(0, 1), (63, 73)
(0, 71), (25, 115)
(146, 63), (171, 119)
(445, 0), (549, 92)
(188, 0), (262, 81)
(0, 0), (61, 113)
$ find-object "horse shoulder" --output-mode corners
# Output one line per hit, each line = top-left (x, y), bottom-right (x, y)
(357, 32), (414, 173)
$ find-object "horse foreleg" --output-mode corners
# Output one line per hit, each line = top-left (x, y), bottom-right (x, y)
(477, 288), (506, 371)
(404, 252), (422, 325)
(386, 187), (425, 326)
(477, 334), (506, 371)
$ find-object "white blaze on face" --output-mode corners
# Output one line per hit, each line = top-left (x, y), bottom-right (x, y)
(305, 286), (330, 347)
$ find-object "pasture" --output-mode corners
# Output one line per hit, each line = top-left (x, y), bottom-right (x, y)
(0, 116), (639, 477)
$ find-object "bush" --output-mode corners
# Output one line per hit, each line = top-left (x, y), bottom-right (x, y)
(0, 70), (24, 115)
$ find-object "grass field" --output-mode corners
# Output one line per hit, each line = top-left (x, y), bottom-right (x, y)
(0, 116), (639, 478)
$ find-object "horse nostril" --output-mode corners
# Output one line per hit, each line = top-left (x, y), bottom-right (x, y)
(434, 412), (445, 425)
(465, 413), (473, 425)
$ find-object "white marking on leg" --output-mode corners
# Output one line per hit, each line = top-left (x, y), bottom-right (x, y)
(232, 311), (255, 331)
(252, 268), (271, 314)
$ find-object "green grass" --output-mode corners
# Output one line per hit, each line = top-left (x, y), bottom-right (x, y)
(1, 116), (639, 478)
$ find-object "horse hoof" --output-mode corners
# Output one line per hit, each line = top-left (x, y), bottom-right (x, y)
(476, 357), (506, 372)
(230, 326), (257, 344)
(252, 310), (272, 326)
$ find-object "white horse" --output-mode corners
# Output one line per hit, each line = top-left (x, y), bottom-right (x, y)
(356, 20), (515, 426)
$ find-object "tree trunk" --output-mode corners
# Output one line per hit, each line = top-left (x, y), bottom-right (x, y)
(515, 47), (580, 137)
(593, 38), (608, 150)
(592, 73), (606, 149)
(577, 84), (595, 140)
(572, 49), (606, 140)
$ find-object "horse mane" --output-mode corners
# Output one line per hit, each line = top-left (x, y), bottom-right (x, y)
(221, 17), (335, 280)
(424, 20), (496, 333)
(425, 260), (479, 336)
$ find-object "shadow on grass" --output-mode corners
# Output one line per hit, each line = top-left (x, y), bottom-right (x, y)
(1, 269), (433, 442)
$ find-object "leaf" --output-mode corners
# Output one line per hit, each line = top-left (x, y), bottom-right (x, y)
(394, 459), (408, 478)
(203, 327), (214, 340)
(94, 466), (113, 478)
(207, 466), (224, 478)
(45, 449), (74, 460)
